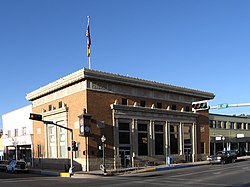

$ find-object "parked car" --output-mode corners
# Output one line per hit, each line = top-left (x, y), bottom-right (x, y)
(207, 150), (237, 164)
(6, 160), (28, 173)
(0, 160), (9, 171)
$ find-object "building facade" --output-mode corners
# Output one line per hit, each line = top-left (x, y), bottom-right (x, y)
(2, 105), (33, 165)
(0, 130), (3, 160)
(26, 69), (214, 171)
(209, 113), (250, 155)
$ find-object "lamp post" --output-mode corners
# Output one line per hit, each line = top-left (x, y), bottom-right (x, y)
(12, 138), (18, 160)
(222, 136), (225, 151)
(101, 135), (107, 175)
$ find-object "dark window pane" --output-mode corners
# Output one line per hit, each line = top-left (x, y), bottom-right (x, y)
(119, 123), (130, 131)
(154, 125), (163, 132)
(172, 104), (176, 110)
(157, 102), (162, 109)
(170, 134), (178, 154)
(138, 133), (148, 155)
(122, 98), (128, 105)
(155, 134), (164, 155)
(119, 132), (130, 144)
(138, 124), (147, 131)
(140, 100), (146, 107)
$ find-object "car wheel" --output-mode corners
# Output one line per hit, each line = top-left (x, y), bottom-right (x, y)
(221, 160), (225, 164)
(232, 159), (236, 163)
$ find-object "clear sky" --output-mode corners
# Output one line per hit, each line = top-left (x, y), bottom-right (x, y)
(1, 0), (250, 129)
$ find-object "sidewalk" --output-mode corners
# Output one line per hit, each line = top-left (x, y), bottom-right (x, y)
(30, 155), (250, 178)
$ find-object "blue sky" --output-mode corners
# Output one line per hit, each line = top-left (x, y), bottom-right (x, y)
(1, 0), (250, 128)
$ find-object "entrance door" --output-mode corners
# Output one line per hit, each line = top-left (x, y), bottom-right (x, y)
(119, 150), (131, 168)
(184, 148), (192, 162)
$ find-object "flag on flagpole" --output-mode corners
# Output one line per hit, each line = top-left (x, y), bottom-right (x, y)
(86, 16), (91, 57)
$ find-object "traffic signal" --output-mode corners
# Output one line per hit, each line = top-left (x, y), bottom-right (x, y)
(192, 100), (209, 111)
(72, 141), (78, 151)
(29, 113), (43, 121)
(79, 113), (91, 137)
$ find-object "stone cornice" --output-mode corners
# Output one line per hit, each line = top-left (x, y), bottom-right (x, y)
(26, 68), (215, 101)
(84, 69), (215, 99)
(26, 69), (85, 101)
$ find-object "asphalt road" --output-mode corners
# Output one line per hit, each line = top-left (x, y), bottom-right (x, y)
(0, 160), (250, 187)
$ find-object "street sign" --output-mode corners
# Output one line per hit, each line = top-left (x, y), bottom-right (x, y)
(217, 103), (229, 109)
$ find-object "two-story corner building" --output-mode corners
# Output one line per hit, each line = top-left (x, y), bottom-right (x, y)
(2, 105), (33, 164)
(209, 113), (250, 156)
(26, 68), (214, 171)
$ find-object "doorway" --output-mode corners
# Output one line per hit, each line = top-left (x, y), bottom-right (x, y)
(184, 148), (192, 162)
(119, 150), (131, 168)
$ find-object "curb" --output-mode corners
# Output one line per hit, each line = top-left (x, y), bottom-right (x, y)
(60, 172), (71, 177)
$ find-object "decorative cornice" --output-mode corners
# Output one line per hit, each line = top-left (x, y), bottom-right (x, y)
(83, 69), (215, 99)
(26, 68), (215, 101)
(26, 69), (85, 101)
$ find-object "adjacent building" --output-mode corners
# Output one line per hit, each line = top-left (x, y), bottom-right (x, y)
(2, 105), (33, 165)
(0, 130), (4, 160)
(26, 68), (215, 171)
(209, 113), (250, 155)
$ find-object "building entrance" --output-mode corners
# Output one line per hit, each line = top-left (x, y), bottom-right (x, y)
(119, 150), (131, 168)
(184, 147), (192, 162)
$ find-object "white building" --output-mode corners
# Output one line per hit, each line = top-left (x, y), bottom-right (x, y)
(2, 105), (33, 164)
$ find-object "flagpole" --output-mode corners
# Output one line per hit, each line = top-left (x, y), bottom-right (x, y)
(87, 16), (91, 69)
(88, 56), (91, 69)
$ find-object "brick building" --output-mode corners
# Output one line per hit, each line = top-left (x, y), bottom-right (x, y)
(26, 68), (214, 171)
(209, 113), (250, 156)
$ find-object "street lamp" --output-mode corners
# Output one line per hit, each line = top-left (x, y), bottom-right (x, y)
(101, 135), (107, 175)
(11, 138), (18, 160)
(222, 136), (225, 151)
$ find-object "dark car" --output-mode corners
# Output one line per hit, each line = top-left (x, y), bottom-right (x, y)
(207, 150), (237, 164)
(0, 160), (9, 171)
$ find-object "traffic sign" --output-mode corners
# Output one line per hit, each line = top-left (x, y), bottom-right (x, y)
(217, 103), (229, 109)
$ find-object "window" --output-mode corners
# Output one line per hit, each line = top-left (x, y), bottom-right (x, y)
(59, 101), (63, 108)
(58, 127), (66, 158)
(236, 123), (241, 129)
(7, 130), (11, 137)
(140, 100), (146, 107)
(229, 122), (234, 129)
(122, 98), (128, 105)
(200, 142), (205, 154)
(22, 127), (26, 135)
(156, 102), (162, 109)
(48, 105), (53, 111)
(119, 123), (130, 145)
(37, 144), (42, 157)
(209, 120), (213, 128)
(170, 123), (179, 154)
(154, 124), (164, 155)
(185, 106), (190, 112)
(76, 142), (80, 158)
(48, 126), (56, 158)
(183, 125), (192, 145)
(217, 121), (221, 128)
(172, 104), (177, 110)
(138, 123), (148, 156)
(14, 129), (18, 137)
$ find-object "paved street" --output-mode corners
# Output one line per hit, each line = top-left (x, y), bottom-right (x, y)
(0, 160), (250, 187)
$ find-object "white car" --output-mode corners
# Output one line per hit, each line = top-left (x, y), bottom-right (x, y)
(6, 160), (28, 173)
